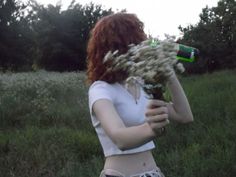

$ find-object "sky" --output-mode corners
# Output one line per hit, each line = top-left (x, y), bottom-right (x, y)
(33, 0), (219, 39)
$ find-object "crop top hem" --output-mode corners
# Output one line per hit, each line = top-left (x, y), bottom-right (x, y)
(104, 142), (155, 157)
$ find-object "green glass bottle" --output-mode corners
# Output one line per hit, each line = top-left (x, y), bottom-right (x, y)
(150, 39), (200, 62)
(175, 44), (200, 62)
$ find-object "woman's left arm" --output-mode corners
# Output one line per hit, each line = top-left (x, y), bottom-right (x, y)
(166, 73), (194, 123)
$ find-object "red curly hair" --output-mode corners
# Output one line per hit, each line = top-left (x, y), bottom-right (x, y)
(86, 13), (147, 84)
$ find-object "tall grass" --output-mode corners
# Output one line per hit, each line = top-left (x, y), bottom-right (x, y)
(155, 69), (236, 177)
(0, 70), (89, 129)
(0, 69), (235, 177)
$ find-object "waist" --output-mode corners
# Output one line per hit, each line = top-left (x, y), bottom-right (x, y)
(104, 150), (157, 175)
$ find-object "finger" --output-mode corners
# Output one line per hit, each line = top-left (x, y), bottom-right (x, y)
(147, 100), (167, 108)
(151, 119), (170, 130)
(146, 114), (169, 123)
(145, 106), (168, 117)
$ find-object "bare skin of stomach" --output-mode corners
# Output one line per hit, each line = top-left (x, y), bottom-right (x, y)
(104, 150), (158, 176)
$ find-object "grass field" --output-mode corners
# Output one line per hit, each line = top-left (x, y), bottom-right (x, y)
(0, 69), (235, 177)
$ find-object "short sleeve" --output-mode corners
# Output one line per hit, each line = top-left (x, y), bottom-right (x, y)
(88, 81), (114, 127)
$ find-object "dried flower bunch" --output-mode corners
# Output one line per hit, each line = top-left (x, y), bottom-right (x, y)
(103, 36), (185, 99)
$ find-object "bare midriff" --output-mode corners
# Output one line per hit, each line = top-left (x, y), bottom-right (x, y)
(104, 150), (157, 176)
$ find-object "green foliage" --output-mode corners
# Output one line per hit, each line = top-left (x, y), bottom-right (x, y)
(0, 70), (235, 177)
(29, 1), (113, 71)
(0, 0), (114, 72)
(0, 70), (103, 177)
(0, 127), (102, 177)
(0, 70), (90, 129)
(1, 0), (236, 73)
(0, 0), (34, 71)
(178, 0), (236, 73)
(154, 69), (236, 177)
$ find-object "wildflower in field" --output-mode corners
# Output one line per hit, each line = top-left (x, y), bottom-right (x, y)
(103, 36), (185, 99)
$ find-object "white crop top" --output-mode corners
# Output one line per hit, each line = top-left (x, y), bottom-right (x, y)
(88, 80), (155, 157)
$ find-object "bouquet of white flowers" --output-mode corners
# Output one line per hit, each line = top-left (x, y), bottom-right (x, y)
(103, 36), (185, 100)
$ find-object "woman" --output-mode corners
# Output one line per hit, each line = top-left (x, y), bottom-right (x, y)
(87, 13), (193, 177)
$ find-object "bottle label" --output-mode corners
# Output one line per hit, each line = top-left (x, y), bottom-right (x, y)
(149, 39), (199, 62)
(176, 44), (197, 62)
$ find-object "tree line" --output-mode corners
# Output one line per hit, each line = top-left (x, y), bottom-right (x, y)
(0, 0), (114, 71)
(178, 0), (236, 73)
(0, 0), (235, 73)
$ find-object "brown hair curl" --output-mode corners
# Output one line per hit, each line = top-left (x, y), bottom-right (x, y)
(86, 13), (147, 84)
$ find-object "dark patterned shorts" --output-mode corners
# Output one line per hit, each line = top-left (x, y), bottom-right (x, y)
(100, 167), (165, 177)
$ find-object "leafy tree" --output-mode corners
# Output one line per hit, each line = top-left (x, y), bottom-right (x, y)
(30, 1), (113, 71)
(0, 0), (34, 71)
(178, 0), (236, 73)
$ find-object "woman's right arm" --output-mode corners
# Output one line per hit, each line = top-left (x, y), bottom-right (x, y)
(93, 99), (169, 151)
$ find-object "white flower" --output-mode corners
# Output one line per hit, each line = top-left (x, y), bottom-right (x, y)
(103, 36), (185, 98)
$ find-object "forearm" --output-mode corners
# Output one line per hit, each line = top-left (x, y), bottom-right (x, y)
(113, 123), (155, 151)
(167, 73), (193, 123)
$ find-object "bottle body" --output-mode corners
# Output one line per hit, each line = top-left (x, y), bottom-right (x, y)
(175, 44), (200, 62)
(150, 39), (200, 62)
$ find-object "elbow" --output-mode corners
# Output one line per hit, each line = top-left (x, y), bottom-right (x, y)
(113, 140), (127, 151)
(110, 131), (129, 151)
(180, 115), (194, 124)
(117, 143), (128, 151)
(176, 110), (194, 124)
(114, 138), (130, 151)
(114, 137), (135, 151)
(181, 119), (194, 124)
(116, 139), (141, 151)
(118, 142), (137, 151)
